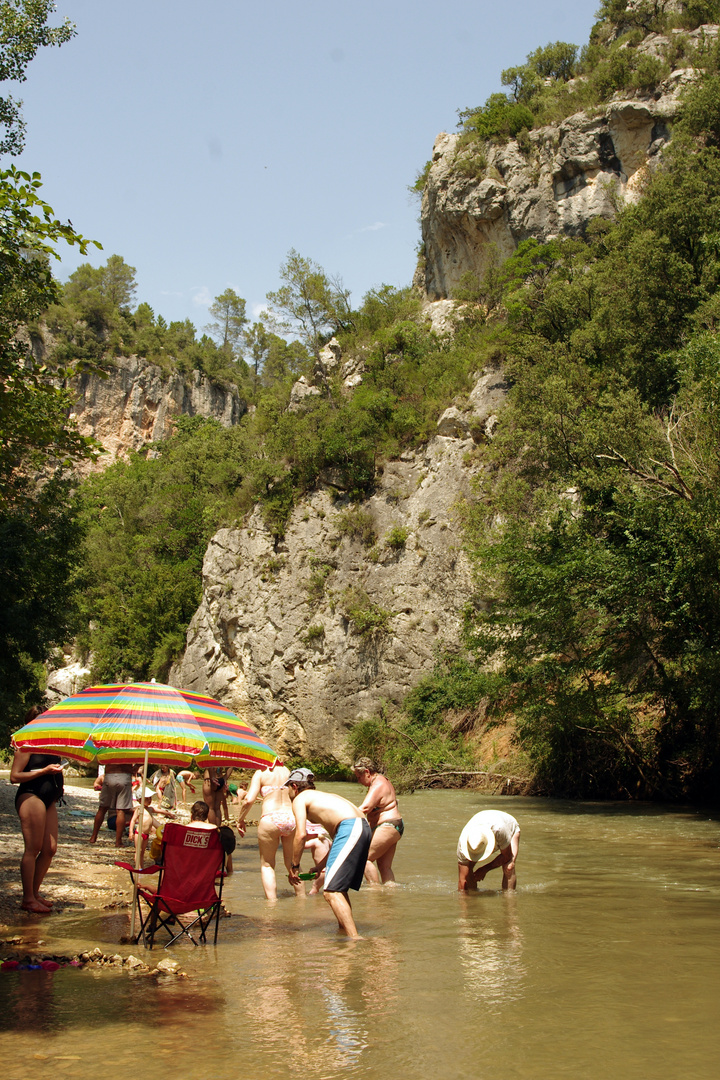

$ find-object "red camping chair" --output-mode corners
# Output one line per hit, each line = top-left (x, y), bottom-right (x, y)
(116, 823), (226, 948)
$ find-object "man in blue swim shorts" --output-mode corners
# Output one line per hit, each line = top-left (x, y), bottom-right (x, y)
(286, 768), (371, 938)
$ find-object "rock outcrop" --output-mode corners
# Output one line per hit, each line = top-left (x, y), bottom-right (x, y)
(69, 355), (245, 473)
(289, 338), (366, 411)
(417, 37), (717, 299)
(171, 367), (508, 762)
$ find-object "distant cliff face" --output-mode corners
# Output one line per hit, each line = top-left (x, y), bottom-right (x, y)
(417, 65), (703, 299)
(69, 355), (245, 473)
(171, 367), (508, 763)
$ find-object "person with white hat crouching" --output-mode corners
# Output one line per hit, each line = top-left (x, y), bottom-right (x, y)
(457, 809), (520, 891)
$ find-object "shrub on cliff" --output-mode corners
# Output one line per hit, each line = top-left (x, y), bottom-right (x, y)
(455, 88), (720, 801)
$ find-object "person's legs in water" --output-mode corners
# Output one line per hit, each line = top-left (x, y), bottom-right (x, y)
(364, 822), (401, 884)
(324, 889), (360, 938)
(256, 818), (282, 900)
(457, 861), (478, 891)
(16, 794), (52, 913)
(281, 833), (306, 897)
(501, 829), (520, 890)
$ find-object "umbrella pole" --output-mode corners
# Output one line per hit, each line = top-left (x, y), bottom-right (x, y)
(130, 748), (150, 940)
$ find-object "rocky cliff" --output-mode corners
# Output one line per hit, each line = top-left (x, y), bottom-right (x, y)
(171, 366), (508, 762)
(417, 29), (718, 298)
(69, 355), (244, 473)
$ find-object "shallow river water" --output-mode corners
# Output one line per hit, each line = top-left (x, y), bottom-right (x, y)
(1, 785), (719, 1080)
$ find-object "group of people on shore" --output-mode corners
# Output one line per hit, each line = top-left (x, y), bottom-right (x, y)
(10, 723), (520, 937)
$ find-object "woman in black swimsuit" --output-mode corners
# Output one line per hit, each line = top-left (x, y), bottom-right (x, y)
(10, 708), (65, 914)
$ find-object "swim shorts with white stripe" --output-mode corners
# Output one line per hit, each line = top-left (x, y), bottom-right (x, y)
(323, 817), (372, 893)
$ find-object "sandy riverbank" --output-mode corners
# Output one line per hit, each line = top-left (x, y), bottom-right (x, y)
(0, 774), (195, 936)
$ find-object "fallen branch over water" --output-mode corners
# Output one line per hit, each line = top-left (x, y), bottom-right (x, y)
(415, 768), (530, 792)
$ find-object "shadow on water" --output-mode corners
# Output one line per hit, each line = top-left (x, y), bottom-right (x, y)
(0, 967), (225, 1035)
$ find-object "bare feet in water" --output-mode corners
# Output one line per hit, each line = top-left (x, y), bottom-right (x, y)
(21, 899), (52, 914)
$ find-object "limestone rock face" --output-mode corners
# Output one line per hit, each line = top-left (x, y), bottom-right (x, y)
(289, 338), (367, 409)
(418, 68), (702, 299)
(171, 368), (507, 763)
(45, 660), (92, 705)
(69, 355), (245, 473)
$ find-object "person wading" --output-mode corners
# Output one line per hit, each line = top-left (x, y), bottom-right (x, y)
(353, 757), (404, 884)
(285, 769), (372, 939)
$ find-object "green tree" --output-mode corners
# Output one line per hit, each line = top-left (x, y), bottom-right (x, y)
(101, 253), (136, 308)
(205, 287), (247, 356)
(242, 319), (270, 387)
(0, 166), (98, 736)
(266, 249), (354, 357)
(502, 41), (578, 104)
(78, 418), (248, 682)
(0, 166), (99, 502)
(0, 0), (75, 155)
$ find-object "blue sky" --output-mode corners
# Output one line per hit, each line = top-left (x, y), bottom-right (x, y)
(14, 0), (599, 328)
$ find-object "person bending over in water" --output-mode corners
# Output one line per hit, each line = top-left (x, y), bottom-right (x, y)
(286, 769), (372, 938)
(237, 761), (305, 900)
(457, 809), (520, 891)
(353, 757), (403, 885)
(176, 769), (199, 806)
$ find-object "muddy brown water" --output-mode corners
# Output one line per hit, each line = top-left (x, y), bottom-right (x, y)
(1, 785), (719, 1080)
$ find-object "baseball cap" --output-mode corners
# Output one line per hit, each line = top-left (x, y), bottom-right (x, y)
(283, 767), (315, 786)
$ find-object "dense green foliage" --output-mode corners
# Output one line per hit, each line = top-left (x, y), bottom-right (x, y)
(444, 73), (720, 802)
(77, 417), (247, 682)
(43, 254), (255, 390)
(0, 4), (100, 738)
(75, 284), (485, 678)
(348, 659), (500, 791)
(436, 0), (720, 187)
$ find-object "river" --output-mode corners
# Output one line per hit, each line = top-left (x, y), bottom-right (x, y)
(1, 785), (719, 1079)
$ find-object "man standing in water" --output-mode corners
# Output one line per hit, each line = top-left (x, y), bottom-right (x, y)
(457, 809), (520, 891)
(286, 768), (372, 938)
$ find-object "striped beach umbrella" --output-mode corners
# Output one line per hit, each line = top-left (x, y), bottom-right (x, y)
(12, 680), (277, 938)
(181, 689), (278, 770)
(11, 681), (277, 770)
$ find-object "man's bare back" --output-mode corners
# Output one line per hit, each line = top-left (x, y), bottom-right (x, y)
(293, 790), (364, 836)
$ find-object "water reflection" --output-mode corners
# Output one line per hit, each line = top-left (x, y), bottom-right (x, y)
(1, 790), (720, 1080)
(10, 970), (58, 1032)
(215, 912), (400, 1075)
(456, 892), (526, 1007)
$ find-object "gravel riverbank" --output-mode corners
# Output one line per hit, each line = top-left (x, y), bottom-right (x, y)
(0, 773), (192, 936)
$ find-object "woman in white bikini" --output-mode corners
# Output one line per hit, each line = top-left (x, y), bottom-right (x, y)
(237, 761), (305, 900)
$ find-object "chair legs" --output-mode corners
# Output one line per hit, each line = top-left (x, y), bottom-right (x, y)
(137, 897), (221, 949)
